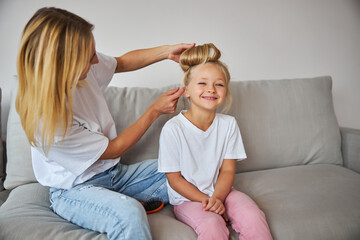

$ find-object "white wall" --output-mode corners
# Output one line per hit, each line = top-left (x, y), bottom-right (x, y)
(1, 0), (360, 137)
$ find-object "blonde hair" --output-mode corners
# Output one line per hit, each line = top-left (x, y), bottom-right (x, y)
(16, 7), (94, 150)
(179, 43), (232, 112)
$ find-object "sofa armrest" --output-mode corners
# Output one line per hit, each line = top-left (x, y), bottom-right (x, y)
(340, 127), (360, 173)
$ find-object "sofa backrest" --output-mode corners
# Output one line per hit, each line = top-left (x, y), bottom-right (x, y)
(4, 76), (342, 190)
(4, 79), (35, 190)
(226, 76), (342, 172)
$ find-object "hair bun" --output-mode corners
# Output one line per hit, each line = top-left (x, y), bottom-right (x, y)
(179, 43), (221, 72)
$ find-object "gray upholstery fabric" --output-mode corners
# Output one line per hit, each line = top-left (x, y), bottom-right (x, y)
(341, 127), (360, 173)
(234, 164), (360, 240)
(4, 79), (35, 190)
(0, 183), (107, 240)
(226, 76), (342, 173)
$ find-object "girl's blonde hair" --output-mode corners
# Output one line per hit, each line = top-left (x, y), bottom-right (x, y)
(16, 7), (94, 150)
(179, 43), (232, 112)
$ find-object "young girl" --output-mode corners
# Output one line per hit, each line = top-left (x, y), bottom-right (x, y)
(158, 43), (273, 240)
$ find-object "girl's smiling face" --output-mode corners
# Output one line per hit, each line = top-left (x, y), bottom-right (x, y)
(185, 62), (227, 112)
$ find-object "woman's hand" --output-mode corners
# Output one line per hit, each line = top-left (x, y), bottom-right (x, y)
(167, 43), (195, 62)
(150, 87), (185, 115)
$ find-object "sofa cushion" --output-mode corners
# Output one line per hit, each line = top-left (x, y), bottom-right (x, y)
(4, 79), (35, 190)
(0, 183), (197, 240)
(234, 164), (360, 240)
(226, 76), (342, 172)
(0, 183), (108, 240)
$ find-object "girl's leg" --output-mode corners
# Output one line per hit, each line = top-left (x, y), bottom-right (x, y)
(225, 189), (273, 240)
(174, 201), (229, 240)
(50, 185), (151, 240)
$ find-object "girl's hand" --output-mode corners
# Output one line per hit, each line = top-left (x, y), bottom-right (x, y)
(150, 87), (185, 115)
(168, 43), (195, 62)
(202, 197), (226, 215)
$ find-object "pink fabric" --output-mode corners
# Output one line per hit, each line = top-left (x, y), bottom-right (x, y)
(174, 189), (273, 240)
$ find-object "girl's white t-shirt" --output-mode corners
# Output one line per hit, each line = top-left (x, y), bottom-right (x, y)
(158, 111), (247, 205)
(31, 52), (119, 190)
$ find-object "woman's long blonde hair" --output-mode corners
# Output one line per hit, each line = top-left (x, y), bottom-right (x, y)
(16, 7), (94, 150)
(179, 43), (232, 112)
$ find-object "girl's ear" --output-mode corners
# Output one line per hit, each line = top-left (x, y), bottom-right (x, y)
(184, 86), (190, 98)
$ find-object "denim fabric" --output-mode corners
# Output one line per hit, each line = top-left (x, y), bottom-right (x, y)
(49, 159), (168, 240)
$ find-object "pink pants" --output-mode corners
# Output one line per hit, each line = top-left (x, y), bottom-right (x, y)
(173, 189), (273, 240)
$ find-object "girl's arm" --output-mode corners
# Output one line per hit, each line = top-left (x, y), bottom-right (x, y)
(166, 172), (209, 202)
(99, 87), (185, 160)
(203, 159), (236, 216)
(114, 43), (194, 73)
(212, 159), (236, 202)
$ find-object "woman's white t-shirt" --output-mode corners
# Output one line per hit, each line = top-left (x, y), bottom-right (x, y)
(158, 111), (247, 205)
(31, 52), (119, 190)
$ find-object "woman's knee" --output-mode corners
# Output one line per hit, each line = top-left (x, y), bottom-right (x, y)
(106, 197), (151, 240)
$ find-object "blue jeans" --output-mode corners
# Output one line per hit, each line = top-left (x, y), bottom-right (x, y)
(49, 159), (168, 240)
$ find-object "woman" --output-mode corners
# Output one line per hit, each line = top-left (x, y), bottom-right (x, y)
(16, 7), (194, 240)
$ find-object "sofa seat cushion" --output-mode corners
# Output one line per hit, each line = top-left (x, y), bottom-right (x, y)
(234, 164), (360, 240)
(0, 183), (197, 240)
(0, 183), (106, 240)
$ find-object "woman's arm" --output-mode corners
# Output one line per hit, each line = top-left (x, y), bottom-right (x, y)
(99, 87), (185, 159)
(166, 172), (209, 203)
(114, 43), (194, 73)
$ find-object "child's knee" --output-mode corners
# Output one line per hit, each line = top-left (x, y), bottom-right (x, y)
(196, 216), (229, 240)
(230, 205), (272, 239)
(234, 204), (265, 225)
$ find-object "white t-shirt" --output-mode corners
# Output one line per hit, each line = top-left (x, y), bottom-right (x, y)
(31, 52), (119, 190)
(158, 111), (247, 205)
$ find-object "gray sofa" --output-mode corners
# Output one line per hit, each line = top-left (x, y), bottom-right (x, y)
(0, 76), (359, 240)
